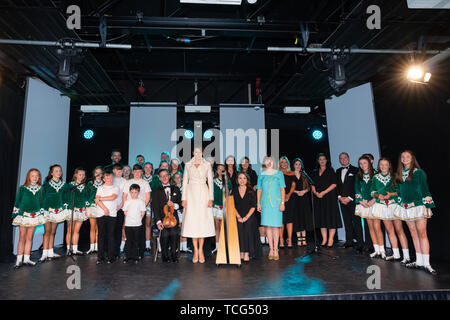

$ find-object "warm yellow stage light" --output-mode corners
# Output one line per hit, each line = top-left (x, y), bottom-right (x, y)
(424, 72), (432, 82)
(407, 66), (424, 80)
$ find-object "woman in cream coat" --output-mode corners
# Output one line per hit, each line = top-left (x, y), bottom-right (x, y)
(181, 147), (215, 263)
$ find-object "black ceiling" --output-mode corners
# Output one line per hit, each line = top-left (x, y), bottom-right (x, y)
(0, 0), (448, 112)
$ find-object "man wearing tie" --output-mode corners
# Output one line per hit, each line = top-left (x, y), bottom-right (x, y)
(336, 152), (363, 253)
(152, 169), (182, 262)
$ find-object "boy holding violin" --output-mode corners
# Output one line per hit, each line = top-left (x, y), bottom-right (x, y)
(153, 169), (182, 263)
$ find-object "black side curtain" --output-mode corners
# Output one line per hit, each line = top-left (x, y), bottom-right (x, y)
(0, 82), (24, 262)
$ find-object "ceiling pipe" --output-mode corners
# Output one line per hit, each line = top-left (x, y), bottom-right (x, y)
(423, 47), (450, 67)
(267, 47), (441, 55)
(0, 38), (131, 49)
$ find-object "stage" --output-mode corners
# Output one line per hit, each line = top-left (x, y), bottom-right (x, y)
(1, 243), (449, 300)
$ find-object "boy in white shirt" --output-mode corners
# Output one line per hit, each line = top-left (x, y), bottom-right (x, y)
(122, 164), (151, 259)
(95, 172), (119, 264)
(123, 184), (146, 263)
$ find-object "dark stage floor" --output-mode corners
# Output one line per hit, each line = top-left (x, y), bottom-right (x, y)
(1, 244), (449, 300)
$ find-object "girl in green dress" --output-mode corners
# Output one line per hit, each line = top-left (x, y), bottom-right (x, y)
(12, 168), (46, 268)
(65, 167), (88, 255)
(370, 158), (409, 263)
(395, 150), (436, 275)
(355, 156), (382, 258)
(212, 164), (232, 253)
(40, 164), (70, 262)
(86, 166), (103, 254)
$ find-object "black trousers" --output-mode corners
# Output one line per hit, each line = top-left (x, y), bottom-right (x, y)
(114, 209), (124, 256)
(160, 226), (178, 260)
(97, 216), (116, 260)
(125, 226), (140, 260)
(138, 216), (146, 258)
(340, 202), (363, 247)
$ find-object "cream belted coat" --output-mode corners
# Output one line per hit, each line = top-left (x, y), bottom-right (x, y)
(181, 158), (216, 238)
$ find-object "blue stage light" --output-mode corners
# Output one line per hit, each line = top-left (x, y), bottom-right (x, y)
(83, 129), (94, 140)
(312, 130), (323, 140)
(203, 130), (213, 139)
(184, 129), (194, 139)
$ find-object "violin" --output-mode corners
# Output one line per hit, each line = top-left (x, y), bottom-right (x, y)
(163, 203), (177, 228)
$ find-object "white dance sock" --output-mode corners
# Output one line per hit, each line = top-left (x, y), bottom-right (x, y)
(73, 245), (78, 252)
(41, 249), (48, 258)
(16, 255), (23, 265)
(94, 243), (98, 251)
(146, 240), (150, 249)
(392, 248), (400, 259)
(48, 248), (55, 257)
(416, 253), (424, 266)
(88, 244), (95, 252)
(402, 249), (410, 261)
(24, 255), (35, 265)
(120, 241), (126, 252)
(373, 244), (380, 253)
(422, 254), (430, 267)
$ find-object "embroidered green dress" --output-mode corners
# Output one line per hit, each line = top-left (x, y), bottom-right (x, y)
(42, 179), (70, 223)
(370, 173), (398, 220)
(64, 182), (89, 222)
(395, 168), (434, 220)
(143, 174), (158, 216)
(212, 177), (232, 219)
(86, 180), (104, 218)
(355, 173), (374, 219)
(12, 184), (46, 227)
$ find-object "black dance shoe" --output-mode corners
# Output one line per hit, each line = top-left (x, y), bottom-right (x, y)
(355, 247), (364, 254)
(162, 257), (170, 263)
(96, 258), (105, 265)
(172, 257), (179, 263)
(340, 242), (353, 249)
(134, 259), (139, 264)
(123, 258), (129, 264)
(422, 265), (437, 275)
(405, 261), (421, 269)
(400, 258), (411, 266)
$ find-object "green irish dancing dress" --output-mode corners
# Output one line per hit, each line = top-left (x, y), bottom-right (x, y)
(212, 177), (232, 219)
(42, 179), (70, 223)
(370, 173), (398, 220)
(257, 170), (286, 227)
(65, 182), (89, 222)
(355, 173), (374, 219)
(12, 184), (46, 227)
(395, 168), (434, 220)
(143, 174), (158, 217)
(86, 180), (104, 218)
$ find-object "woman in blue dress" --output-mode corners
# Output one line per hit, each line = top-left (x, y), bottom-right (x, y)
(257, 156), (286, 261)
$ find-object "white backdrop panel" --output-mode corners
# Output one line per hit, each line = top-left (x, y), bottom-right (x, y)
(14, 77), (70, 253)
(325, 82), (381, 242)
(220, 107), (266, 173)
(129, 106), (177, 168)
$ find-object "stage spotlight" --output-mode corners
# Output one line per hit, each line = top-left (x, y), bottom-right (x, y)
(56, 47), (82, 88)
(312, 130), (323, 140)
(203, 130), (213, 139)
(83, 129), (94, 140)
(407, 65), (432, 84)
(184, 129), (194, 139)
(325, 53), (350, 91)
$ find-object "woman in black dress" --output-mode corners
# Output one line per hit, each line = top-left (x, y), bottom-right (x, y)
(291, 158), (313, 247)
(279, 156), (296, 248)
(233, 172), (262, 262)
(311, 153), (342, 248)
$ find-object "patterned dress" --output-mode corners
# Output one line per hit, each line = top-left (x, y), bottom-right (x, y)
(12, 184), (46, 227)
(370, 173), (399, 220)
(86, 180), (104, 218)
(395, 168), (435, 220)
(42, 179), (70, 223)
(65, 182), (89, 222)
(355, 173), (374, 219)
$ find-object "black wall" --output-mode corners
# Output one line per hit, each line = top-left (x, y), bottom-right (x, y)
(372, 60), (450, 262)
(0, 81), (25, 262)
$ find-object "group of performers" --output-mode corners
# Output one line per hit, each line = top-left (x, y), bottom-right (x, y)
(12, 148), (436, 274)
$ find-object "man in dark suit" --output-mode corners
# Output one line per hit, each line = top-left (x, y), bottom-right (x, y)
(336, 152), (363, 253)
(152, 169), (182, 262)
